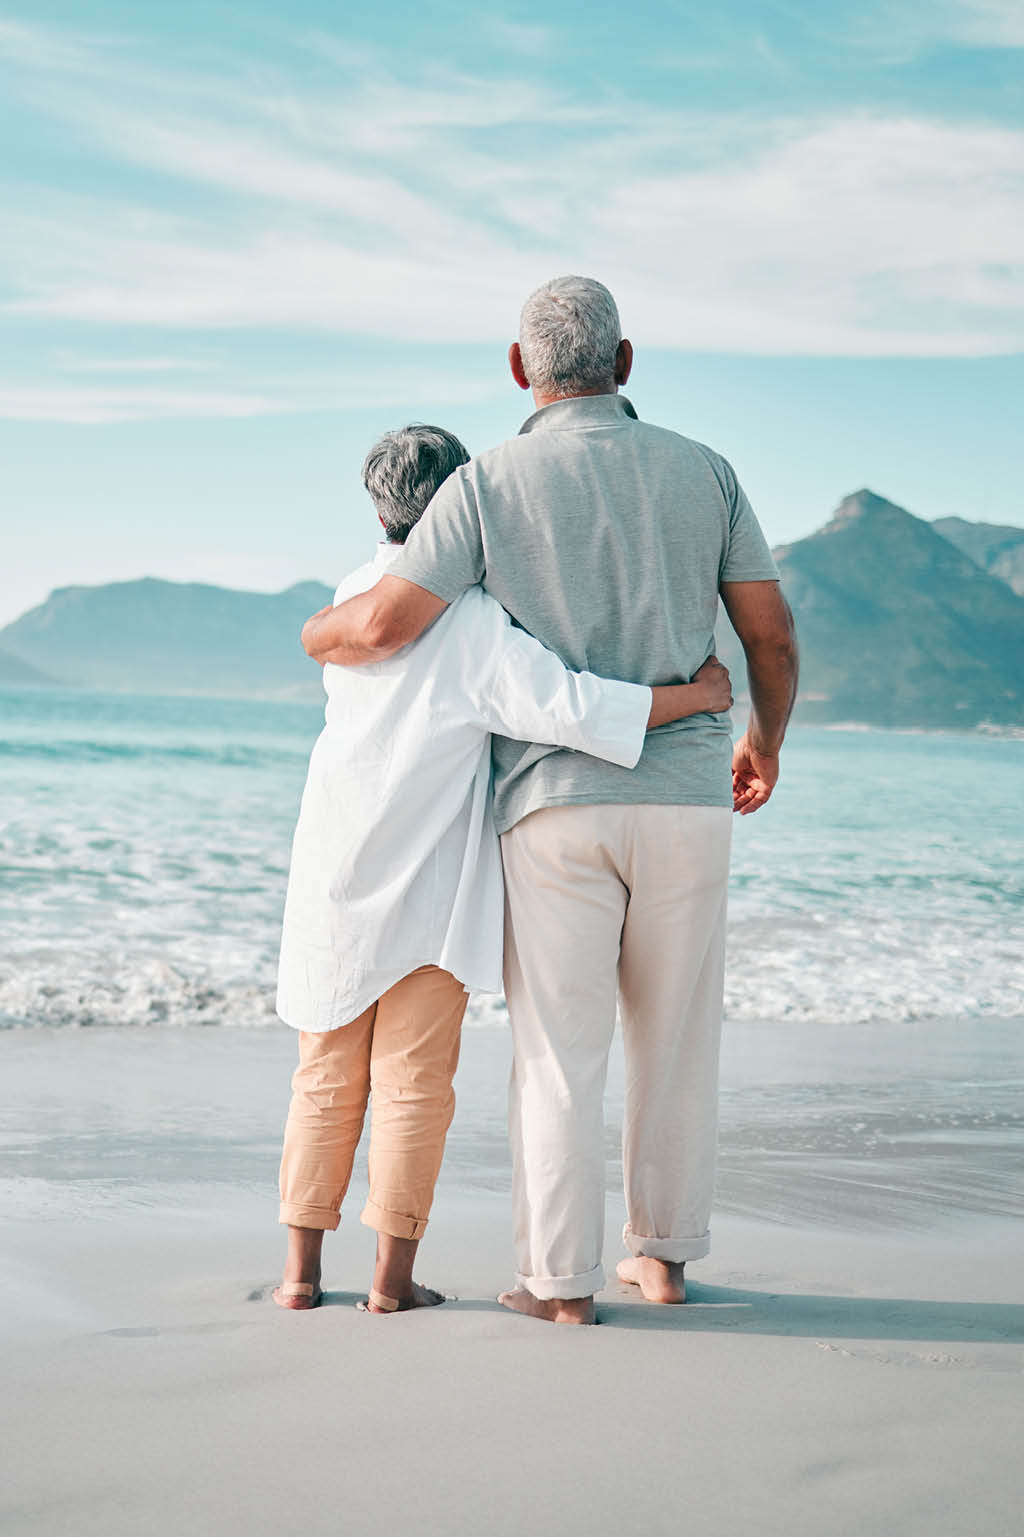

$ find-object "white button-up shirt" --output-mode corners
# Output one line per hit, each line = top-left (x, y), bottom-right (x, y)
(276, 544), (652, 1032)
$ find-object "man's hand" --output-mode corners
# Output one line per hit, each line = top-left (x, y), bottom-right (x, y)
(691, 655), (732, 714)
(732, 732), (779, 814)
(720, 579), (797, 814)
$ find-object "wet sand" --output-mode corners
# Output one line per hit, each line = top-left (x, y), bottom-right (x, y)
(2, 1023), (1023, 1536)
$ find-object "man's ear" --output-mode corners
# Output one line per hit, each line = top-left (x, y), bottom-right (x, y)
(614, 338), (634, 387)
(509, 342), (531, 391)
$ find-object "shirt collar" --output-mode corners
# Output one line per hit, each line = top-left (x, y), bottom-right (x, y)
(518, 393), (639, 435)
(373, 542), (406, 569)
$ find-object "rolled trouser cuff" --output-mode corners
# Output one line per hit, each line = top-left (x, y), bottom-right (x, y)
(623, 1222), (710, 1262)
(279, 1202), (341, 1231)
(516, 1262), (605, 1301)
(360, 1200), (428, 1241)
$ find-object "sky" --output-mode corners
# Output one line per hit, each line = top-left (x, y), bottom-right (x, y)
(1, 0), (1022, 626)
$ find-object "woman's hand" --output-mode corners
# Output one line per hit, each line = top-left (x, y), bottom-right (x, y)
(646, 656), (733, 730)
(691, 655), (733, 714)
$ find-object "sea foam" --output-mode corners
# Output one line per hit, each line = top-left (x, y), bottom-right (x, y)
(1, 689), (1021, 1030)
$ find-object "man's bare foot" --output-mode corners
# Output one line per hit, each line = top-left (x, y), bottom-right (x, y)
(616, 1257), (686, 1303)
(360, 1281), (447, 1313)
(497, 1288), (595, 1325)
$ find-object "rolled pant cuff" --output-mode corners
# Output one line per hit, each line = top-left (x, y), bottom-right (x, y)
(623, 1223), (711, 1263)
(516, 1262), (605, 1301)
(360, 1200), (428, 1241)
(279, 1202), (340, 1231)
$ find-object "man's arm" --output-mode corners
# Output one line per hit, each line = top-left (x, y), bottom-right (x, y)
(305, 459), (485, 665)
(302, 576), (449, 666)
(720, 579), (798, 815)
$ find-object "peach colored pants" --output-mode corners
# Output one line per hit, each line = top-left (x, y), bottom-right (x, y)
(278, 965), (468, 1240)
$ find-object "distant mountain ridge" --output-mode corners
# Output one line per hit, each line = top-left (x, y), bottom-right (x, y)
(931, 516), (1024, 597)
(717, 490), (1024, 727)
(3, 497), (1023, 725)
(0, 576), (334, 696)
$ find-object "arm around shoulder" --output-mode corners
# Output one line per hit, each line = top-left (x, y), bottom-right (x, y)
(302, 575), (449, 666)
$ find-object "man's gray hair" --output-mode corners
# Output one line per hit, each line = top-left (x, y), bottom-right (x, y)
(518, 275), (622, 398)
(361, 424), (470, 543)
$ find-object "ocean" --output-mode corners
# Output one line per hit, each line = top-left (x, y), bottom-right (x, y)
(2, 684), (1022, 1231)
(2, 684), (1021, 1032)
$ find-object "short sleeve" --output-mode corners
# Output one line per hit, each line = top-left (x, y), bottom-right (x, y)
(389, 465), (485, 602)
(718, 459), (779, 583)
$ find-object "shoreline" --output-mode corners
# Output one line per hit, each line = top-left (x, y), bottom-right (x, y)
(4, 1019), (1021, 1236)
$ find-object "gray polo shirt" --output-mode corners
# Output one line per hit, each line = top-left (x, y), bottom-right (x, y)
(392, 393), (779, 833)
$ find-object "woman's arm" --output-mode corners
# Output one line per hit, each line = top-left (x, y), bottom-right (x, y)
(648, 655), (732, 727)
(460, 592), (732, 768)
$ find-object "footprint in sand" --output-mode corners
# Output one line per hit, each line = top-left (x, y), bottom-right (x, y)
(101, 1321), (246, 1338)
(815, 1342), (1023, 1373)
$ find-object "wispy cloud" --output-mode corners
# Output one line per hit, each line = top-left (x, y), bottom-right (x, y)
(1, 14), (1022, 373)
(0, 385), (284, 423)
(0, 366), (501, 423)
(838, 0), (1024, 57)
(939, 0), (1024, 47)
(0, 16), (105, 72)
(484, 19), (561, 58)
(57, 353), (217, 374)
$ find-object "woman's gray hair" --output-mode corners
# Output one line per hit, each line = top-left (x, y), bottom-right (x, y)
(361, 424), (470, 543)
(518, 275), (622, 398)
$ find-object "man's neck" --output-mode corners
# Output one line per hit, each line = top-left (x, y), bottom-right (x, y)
(530, 384), (619, 411)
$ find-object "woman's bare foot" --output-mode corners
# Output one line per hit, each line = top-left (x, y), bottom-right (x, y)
(361, 1281), (447, 1314)
(497, 1288), (595, 1325)
(358, 1233), (447, 1311)
(616, 1257), (686, 1303)
(273, 1225), (325, 1309)
(273, 1280), (322, 1310)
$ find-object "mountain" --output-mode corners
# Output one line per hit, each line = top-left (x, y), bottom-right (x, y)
(717, 490), (1024, 728)
(0, 577), (334, 696)
(5, 497), (1024, 724)
(932, 517), (1024, 597)
(0, 649), (59, 686)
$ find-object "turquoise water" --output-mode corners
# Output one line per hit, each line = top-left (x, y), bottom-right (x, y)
(1, 685), (1022, 1029)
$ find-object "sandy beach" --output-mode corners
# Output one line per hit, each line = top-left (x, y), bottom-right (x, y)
(4, 4), (1024, 1532)
(3, 1023), (1022, 1537)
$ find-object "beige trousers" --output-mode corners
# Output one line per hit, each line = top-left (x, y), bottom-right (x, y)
(278, 965), (468, 1240)
(501, 804), (732, 1300)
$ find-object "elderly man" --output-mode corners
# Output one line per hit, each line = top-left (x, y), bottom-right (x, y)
(304, 276), (798, 1324)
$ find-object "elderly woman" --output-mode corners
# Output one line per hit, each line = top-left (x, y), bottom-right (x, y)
(273, 425), (732, 1313)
